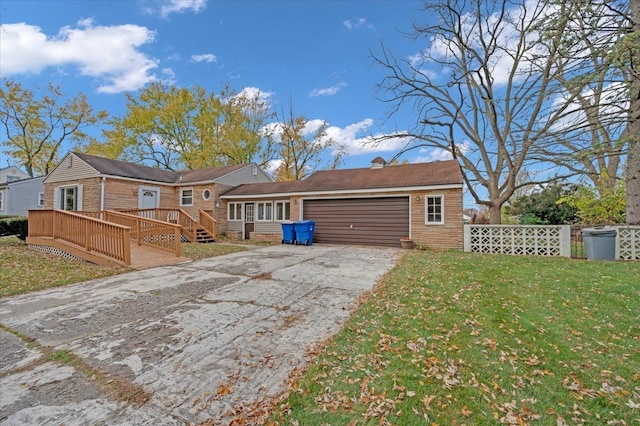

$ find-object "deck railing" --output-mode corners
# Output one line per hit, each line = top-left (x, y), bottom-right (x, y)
(28, 210), (131, 265)
(198, 209), (217, 239)
(117, 208), (198, 242)
(104, 210), (182, 256)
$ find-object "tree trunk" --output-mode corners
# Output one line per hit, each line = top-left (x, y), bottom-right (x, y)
(627, 0), (640, 225)
(489, 204), (503, 224)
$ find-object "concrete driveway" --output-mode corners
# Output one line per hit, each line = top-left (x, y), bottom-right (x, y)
(0, 244), (401, 425)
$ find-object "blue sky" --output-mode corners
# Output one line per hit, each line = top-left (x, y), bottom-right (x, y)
(0, 1), (442, 163)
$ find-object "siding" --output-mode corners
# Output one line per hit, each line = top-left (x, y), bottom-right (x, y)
(3, 177), (45, 216)
(214, 165), (272, 187)
(45, 153), (99, 183)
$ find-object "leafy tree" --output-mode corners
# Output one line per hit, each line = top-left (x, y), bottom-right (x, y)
(91, 82), (274, 170)
(271, 103), (344, 181)
(372, 0), (587, 223)
(504, 184), (579, 224)
(0, 79), (108, 176)
(558, 177), (626, 224)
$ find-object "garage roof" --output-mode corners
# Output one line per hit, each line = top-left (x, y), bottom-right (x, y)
(222, 160), (462, 197)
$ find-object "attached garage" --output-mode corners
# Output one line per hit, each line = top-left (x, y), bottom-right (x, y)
(303, 197), (409, 247)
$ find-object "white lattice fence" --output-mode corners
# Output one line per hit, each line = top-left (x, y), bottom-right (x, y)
(464, 225), (571, 257)
(616, 226), (640, 261)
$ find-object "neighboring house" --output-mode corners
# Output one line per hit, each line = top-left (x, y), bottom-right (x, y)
(221, 158), (464, 249)
(0, 166), (37, 216)
(43, 152), (272, 232)
(0, 166), (29, 184)
(0, 176), (46, 216)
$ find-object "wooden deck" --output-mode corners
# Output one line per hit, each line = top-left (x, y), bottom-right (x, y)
(129, 243), (192, 270)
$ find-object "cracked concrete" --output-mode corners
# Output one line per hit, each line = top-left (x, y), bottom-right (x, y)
(0, 244), (401, 425)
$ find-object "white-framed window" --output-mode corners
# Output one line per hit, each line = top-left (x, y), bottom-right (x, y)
(0, 191), (4, 211)
(257, 201), (273, 221)
(425, 195), (444, 224)
(5, 175), (20, 182)
(228, 202), (242, 221)
(180, 188), (193, 206)
(37, 192), (44, 207)
(202, 189), (211, 200)
(60, 186), (78, 211)
(275, 201), (290, 221)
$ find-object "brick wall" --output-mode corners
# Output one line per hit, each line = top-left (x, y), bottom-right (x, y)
(410, 188), (463, 249)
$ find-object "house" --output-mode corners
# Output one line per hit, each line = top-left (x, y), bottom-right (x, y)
(221, 158), (464, 249)
(0, 166), (29, 184)
(0, 166), (37, 216)
(43, 151), (272, 223)
(0, 176), (46, 216)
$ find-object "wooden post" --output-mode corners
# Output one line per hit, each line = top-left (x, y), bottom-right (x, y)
(136, 218), (141, 246)
(85, 220), (90, 251)
(122, 229), (131, 266)
(175, 227), (181, 257)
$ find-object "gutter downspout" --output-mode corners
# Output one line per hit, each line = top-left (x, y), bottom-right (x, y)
(100, 176), (106, 212)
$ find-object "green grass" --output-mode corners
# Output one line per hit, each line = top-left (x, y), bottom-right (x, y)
(0, 238), (258, 298)
(269, 250), (640, 425)
(180, 242), (249, 260)
(0, 238), (130, 298)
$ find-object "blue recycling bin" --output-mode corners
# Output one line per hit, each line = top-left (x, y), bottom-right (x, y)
(281, 222), (295, 244)
(294, 220), (315, 246)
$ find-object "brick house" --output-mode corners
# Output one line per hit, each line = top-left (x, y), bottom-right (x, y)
(221, 158), (464, 249)
(43, 152), (272, 234)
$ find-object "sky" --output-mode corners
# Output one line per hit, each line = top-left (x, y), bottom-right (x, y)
(0, 0), (442, 161)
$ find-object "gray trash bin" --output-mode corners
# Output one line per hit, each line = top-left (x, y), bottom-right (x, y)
(582, 228), (617, 261)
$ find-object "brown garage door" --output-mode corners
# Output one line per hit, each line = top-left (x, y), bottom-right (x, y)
(302, 197), (409, 247)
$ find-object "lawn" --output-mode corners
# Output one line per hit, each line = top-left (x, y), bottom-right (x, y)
(0, 238), (258, 298)
(269, 250), (640, 425)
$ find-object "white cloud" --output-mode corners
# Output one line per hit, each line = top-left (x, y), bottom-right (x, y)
(324, 119), (412, 155)
(410, 149), (454, 163)
(309, 82), (347, 97)
(343, 18), (373, 30)
(0, 21), (158, 93)
(265, 159), (283, 174)
(234, 86), (274, 104)
(191, 53), (217, 63)
(159, 0), (207, 18)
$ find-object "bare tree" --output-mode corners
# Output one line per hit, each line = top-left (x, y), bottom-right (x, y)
(624, 0), (640, 224)
(533, 0), (629, 193)
(372, 0), (597, 223)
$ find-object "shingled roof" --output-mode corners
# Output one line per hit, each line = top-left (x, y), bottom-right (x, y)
(222, 160), (462, 197)
(73, 152), (250, 184)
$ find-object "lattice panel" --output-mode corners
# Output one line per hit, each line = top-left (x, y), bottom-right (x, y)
(29, 244), (84, 262)
(468, 226), (563, 257)
(617, 226), (640, 261)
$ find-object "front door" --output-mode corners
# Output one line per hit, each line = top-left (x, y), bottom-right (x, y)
(139, 188), (159, 209)
(244, 203), (255, 240)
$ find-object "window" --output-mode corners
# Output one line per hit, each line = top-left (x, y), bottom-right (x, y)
(5, 175), (20, 182)
(275, 201), (290, 221)
(60, 186), (77, 211)
(180, 188), (193, 206)
(202, 189), (211, 200)
(228, 203), (242, 221)
(37, 192), (44, 207)
(0, 191), (4, 211)
(425, 196), (444, 224)
(257, 201), (273, 221)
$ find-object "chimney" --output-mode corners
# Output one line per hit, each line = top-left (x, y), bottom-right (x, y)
(370, 156), (387, 169)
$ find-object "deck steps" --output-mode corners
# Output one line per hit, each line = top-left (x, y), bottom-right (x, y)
(196, 227), (215, 243)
